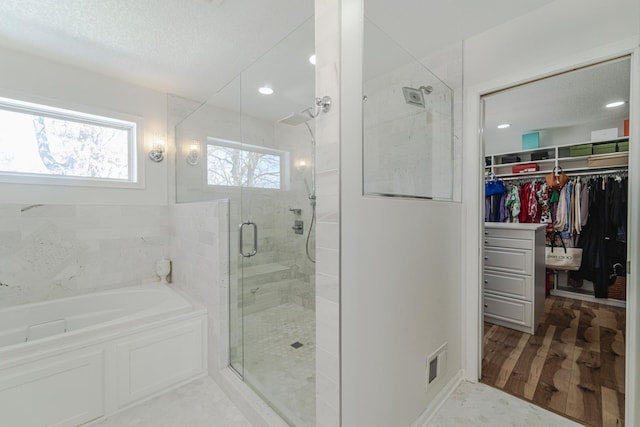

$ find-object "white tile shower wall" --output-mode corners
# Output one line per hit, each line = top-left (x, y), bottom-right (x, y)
(315, 0), (341, 425)
(363, 47), (458, 200)
(0, 204), (169, 307)
(420, 42), (463, 202)
(169, 200), (229, 373)
(173, 98), (316, 313)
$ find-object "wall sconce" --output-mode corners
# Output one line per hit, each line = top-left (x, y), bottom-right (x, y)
(295, 159), (308, 170)
(148, 135), (165, 163)
(185, 140), (201, 166)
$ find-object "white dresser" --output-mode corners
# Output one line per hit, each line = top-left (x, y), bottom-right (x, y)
(483, 223), (546, 334)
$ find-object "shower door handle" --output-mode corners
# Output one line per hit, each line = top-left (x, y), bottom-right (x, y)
(239, 221), (258, 257)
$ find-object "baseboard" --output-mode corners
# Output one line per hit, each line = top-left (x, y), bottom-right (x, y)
(411, 369), (465, 427)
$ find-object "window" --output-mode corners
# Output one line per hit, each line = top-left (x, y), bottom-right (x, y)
(0, 97), (138, 185)
(206, 138), (288, 190)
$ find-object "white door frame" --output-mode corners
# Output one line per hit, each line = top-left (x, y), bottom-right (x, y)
(461, 41), (640, 426)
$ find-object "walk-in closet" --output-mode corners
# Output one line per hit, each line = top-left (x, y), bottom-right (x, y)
(480, 56), (631, 427)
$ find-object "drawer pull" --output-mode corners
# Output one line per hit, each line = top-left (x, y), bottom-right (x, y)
(484, 256), (489, 260)
(484, 280), (488, 284)
(484, 241), (489, 245)
(484, 304), (488, 308)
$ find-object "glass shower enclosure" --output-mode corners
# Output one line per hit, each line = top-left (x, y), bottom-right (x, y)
(174, 16), (316, 427)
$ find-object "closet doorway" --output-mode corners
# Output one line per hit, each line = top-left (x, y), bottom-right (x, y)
(480, 57), (631, 427)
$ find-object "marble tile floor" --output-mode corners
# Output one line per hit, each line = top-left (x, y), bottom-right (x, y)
(92, 375), (583, 427)
(91, 376), (252, 427)
(429, 381), (583, 427)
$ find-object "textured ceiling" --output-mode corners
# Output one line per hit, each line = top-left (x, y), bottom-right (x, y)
(0, 0), (559, 102)
(363, 0), (556, 60)
(0, 0), (572, 124)
(0, 0), (313, 101)
(484, 57), (631, 149)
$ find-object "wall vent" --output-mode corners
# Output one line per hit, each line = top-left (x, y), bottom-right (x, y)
(425, 342), (447, 392)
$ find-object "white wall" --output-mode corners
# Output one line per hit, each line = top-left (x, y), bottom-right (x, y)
(340, 1), (464, 425)
(462, 0), (640, 424)
(0, 45), (168, 206)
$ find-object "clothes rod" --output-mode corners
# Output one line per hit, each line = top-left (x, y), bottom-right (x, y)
(497, 167), (628, 182)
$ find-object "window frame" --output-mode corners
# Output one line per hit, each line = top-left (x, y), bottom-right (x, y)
(204, 137), (290, 191)
(0, 96), (143, 189)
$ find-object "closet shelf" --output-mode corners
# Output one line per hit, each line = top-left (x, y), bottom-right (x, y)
(486, 136), (629, 179)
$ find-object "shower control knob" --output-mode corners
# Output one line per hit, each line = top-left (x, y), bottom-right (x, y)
(292, 220), (304, 235)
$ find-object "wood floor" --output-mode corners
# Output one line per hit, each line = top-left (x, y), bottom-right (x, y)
(481, 296), (626, 427)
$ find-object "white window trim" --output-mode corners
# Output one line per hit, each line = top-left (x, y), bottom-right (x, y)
(0, 95), (145, 189)
(204, 137), (290, 191)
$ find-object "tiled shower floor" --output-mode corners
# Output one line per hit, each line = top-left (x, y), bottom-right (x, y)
(242, 302), (316, 426)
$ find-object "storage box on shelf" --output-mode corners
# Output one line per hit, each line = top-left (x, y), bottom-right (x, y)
(591, 128), (618, 141)
(588, 152), (629, 168)
(485, 136), (629, 178)
(593, 142), (617, 154)
(569, 144), (592, 157)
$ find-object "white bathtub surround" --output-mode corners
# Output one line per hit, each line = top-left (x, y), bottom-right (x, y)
(91, 376), (252, 427)
(0, 284), (207, 427)
(0, 204), (170, 307)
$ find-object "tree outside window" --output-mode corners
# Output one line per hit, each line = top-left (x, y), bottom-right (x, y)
(206, 140), (284, 189)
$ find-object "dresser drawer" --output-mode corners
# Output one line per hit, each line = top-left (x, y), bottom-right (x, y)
(484, 293), (532, 328)
(484, 227), (533, 240)
(484, 236), (532, 250)
(484, 271), (532, 300)
(484, 247), (532, 275)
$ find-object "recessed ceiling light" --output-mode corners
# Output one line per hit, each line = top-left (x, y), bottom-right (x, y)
(605, 101), (625, 108)
(308, 54), (316, 65)
(497, 123), (511, 129)
(258, 86), (274, 95)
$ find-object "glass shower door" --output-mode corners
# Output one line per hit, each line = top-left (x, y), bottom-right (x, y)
(234, 16), (317, 426)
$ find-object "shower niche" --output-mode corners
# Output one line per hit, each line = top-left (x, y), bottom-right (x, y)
(363, 19), (454, 200)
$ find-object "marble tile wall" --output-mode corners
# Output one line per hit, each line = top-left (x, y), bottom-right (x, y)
(362, 38), (461, 201)
(420, 42), (464, 202)
(169, 200), (230, 373)
(0, 203), (169, 308)
(315, 0), (341, 425)
(363, 58), (453, 199)
(171, 96), (316, 314)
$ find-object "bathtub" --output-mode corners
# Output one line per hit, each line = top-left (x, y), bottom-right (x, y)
(0, 283), (207, 427)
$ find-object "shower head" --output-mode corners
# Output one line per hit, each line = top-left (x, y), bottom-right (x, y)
(278, 109), (313, 126)
(402, 85), (433, 107)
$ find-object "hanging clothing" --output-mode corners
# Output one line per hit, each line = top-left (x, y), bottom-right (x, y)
(506, 185), (521, 223)
(553, 185), (568, 232)
(570, 176), (628, 298)
(573, 179), (582, 235)
(580, 181), (590, 226)
(536, 183), (552, 224)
